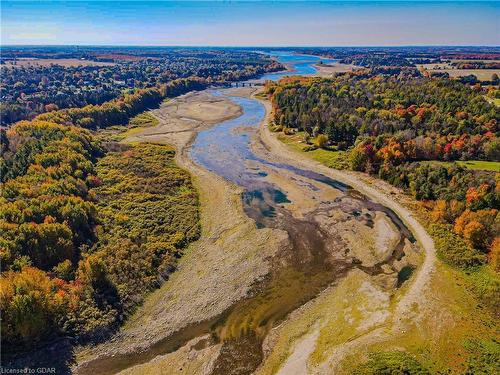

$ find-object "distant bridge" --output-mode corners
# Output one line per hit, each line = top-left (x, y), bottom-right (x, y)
(222, 81), (263, 88)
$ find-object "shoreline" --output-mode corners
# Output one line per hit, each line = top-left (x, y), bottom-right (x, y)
(255, 92), (436, 314)
(252, 92), (438, 371)
(75, 89), (288, 374)
(77, 85), (437, 374)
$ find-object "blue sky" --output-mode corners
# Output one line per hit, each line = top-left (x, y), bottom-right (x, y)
(2, 1), (499, 46)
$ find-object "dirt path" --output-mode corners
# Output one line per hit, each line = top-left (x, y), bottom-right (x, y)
(253, 95), (437, 372)
(256, 96), (436, 316)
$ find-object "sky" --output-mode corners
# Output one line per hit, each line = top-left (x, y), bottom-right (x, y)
(1, 1), (499, 46)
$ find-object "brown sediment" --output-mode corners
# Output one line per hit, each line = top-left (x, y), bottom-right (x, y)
(75, 88), (288, 374)
(75, 84), (433, 375)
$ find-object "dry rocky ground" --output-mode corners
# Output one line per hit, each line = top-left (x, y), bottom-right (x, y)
(74, 87), (476, 375)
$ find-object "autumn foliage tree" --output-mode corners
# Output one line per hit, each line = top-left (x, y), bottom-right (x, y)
(1, 120), (199, 354)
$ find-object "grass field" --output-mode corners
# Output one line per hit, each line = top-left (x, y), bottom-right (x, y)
(422, 160), (500, 172)
(276, 131), (350, 169)
(456, 160), (500, 172)
(418, 63), (500, 81)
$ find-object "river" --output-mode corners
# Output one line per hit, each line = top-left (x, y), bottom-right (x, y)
(77, 52), (418, 375)
(187, 52), (415, 374)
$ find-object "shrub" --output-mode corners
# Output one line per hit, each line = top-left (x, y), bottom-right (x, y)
(314, 134), (329, 148)
(352, 351), (430, 375)
(429, 224), (486, 268)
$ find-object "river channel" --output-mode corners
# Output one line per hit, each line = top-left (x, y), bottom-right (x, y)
(186, 52), (416, 374)
(77, 52), (418, 375)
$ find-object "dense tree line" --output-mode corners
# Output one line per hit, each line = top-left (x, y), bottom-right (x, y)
(268, 76), (499, 270)
(1, 49), (283, 125)
(0, 121), (200, 353)
(33, 78), (210, 130)
(269, 76), (498, 161)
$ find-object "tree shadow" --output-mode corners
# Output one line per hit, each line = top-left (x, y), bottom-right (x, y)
(2, 338), (76, 374)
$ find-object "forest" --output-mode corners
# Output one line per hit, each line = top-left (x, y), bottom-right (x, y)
(0, 48), (283, 125)
(267, 76), (499, 285)
(0, 114), (200, 355)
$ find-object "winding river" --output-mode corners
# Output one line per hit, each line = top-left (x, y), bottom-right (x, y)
(187, 53), (416, 374)
(77, 52), (419, 375)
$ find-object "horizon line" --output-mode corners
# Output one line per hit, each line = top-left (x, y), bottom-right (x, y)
(2, 44), (500, 48)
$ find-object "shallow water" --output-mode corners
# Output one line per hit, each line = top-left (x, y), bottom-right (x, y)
(188, 53), (416, 374)
(79, 52), (417, 375)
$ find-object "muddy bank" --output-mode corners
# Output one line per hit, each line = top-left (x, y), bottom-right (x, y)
(253, 94), (436, 374)
(75, 89), (288, 374)
(76, 86), (433, 375)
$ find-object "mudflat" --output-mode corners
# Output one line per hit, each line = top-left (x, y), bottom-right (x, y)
(125, 90), (243, 148)
(75, 88), (288, 374)
(76, 86), (431, 374)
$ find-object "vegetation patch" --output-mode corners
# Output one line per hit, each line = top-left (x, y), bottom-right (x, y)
(352, 351), (431, 375)
(429, 224), (486, 268)
(97, 112), (160, 143)
(463, 267), (500, 313)
(276, 131), (349, 170)
(90, 143), (200, 314)
(0, 120), (200, 355)
(463, 338), (500, 374)
(456, 160), (500, 172)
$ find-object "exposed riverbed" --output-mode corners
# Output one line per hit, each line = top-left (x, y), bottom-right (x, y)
(75, 53), (428, 375)
(186, 85), (417, 373)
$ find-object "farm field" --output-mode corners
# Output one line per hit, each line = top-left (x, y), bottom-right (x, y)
(418, 62), (500, 80)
